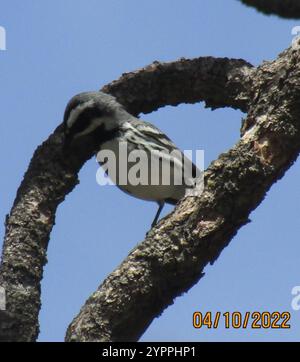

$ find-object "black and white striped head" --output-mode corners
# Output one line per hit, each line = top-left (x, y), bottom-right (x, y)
(63, 91), (129, 148)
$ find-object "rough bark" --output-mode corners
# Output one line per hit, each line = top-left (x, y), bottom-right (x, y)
(0, 57), (252, 341)
(65, 44), (300, 341)
(240, 0), (300, 19)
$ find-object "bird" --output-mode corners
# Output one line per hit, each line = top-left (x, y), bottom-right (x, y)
(63, 91), (200, 227)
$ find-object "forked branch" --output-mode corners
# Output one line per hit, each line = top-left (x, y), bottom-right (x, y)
(0, 57), (253, 341)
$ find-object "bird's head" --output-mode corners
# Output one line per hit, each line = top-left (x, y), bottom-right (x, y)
(63, 91), (128, 150)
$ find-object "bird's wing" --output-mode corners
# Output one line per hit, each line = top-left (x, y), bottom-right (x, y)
(129, 119), (200, 180)
(129, 119), (180, 153)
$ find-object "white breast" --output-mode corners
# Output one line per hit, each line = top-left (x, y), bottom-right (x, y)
(97, 134), (188, 203)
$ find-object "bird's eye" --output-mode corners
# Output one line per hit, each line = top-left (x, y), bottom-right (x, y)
(71, 114), (92, 134)
(67, 107), (103, 138)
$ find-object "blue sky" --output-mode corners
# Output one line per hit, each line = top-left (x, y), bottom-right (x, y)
(0, 0), (299, 341)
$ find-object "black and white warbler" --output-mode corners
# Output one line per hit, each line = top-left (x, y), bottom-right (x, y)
(63, 91), (200, 227)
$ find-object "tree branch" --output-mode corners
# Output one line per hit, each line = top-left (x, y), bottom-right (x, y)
(0, 57), (252, 341)
(102, 57), (253, 114)
(240, 0), (300, 19)
(65, 45), (300, 341)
